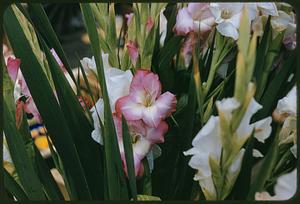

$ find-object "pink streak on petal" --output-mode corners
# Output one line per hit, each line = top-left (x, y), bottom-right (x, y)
(116, 96), (144, 121)
(142, 72), (162, 99)
(146, 120), (168, 143)
(146, 16), (154, 32)
(130, 69), (151, 92)
(154, 91), (177, 118)
(126, 41), (139, 65)
(7, 57), (21, 82)
(142, 105), (161, 127)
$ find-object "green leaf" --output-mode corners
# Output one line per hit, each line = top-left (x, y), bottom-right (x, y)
(157, 36), (183, 91)
(80, 3), (128, 200)
(4, 6), (92, 200)
(4, 168), (28, 201)
(121, 116), (137, 200)
(3, 100), (46, 200)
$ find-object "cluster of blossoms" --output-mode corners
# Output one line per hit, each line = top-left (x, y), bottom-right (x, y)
(83, 55), (177, 177)
(170, 2), (296, 67)
(184, 83), (273, 199)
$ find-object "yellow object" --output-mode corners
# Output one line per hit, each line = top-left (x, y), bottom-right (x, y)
(34, 136), (49, 150)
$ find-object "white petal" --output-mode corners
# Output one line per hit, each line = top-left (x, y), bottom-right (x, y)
(253, 117), (272, 143)
(216, 22), (239, 40)
(216, 97), (240, 121)
(105, 69), (133, 110)
(273, 169), (297, 200)
(271, 10), (293, 32)
(236, 98), (262, 141)
(276, 86), (297, 117)
(90, 99), (105, 145)
(192, 116), (222, 160)
(253, 149), (264, 158)
(257, 3), (278, 16)
(3, 140), (12, 163)
(290, 144), (297, 158)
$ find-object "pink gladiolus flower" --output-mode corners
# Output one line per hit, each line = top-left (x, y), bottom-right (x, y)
(126, 41), (139, 66)
(116, 69), (177, 128)
(113, 114), (168, 177)
(146, 17), (154, 32)
(173, 3), (215, 37)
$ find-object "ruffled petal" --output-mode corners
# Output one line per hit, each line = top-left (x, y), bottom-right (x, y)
(173, 7), (194, 36)
(154, 91), (177, 117)
(116, 95), (144, 121)
(145, 120), (168, 143)
(216, 22), (239, 40)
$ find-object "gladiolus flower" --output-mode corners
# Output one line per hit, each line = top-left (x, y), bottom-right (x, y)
(173, 3), (215, 37)
(184, 93), (272, 200)
(116, 69), (177, 128)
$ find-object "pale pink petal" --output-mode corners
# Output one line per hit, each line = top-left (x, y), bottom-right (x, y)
(130, 69), (151, 92)
(153, 91), (177, 118)
(187, 3), (210, 20)
(142, 72), (162, 99)
(126, 41), (139, 65)
(146, 120), (168, 143)
(127, 120), (147, 137)
(115, 95), (144, 121)
(142, 105), (161, 127)
(173, 7), (194, 36)
(7, 57), (21, 82)
(146, 16), (154, 32)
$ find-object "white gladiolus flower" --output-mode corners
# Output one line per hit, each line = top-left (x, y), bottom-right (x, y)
(86, 54), (133, 144)
(184, 95), (272, 199)
(209, 3), (257, 40)
(255, 169), (297, 200)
